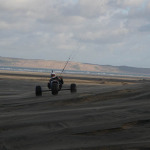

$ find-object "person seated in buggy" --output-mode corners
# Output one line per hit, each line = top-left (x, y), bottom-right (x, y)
(47, 72), (64, 90)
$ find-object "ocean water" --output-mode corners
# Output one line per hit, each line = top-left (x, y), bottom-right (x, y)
(0, 66), (149, 77)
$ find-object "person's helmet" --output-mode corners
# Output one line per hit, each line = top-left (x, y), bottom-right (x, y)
(51, 72), (56, 78)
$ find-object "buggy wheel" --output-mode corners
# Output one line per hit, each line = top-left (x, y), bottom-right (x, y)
(59, 83), (62, 91)
(47, 82), (50, 89)
(70, 84), (77, 93)
(35, 86), (42, 96)
(52, 83), (59, 95)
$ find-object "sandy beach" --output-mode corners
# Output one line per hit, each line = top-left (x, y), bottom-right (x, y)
(0, 71), (150, 150)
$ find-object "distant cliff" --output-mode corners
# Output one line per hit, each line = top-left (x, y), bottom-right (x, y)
(1, 56), (150, 75)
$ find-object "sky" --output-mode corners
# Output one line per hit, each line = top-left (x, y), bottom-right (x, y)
(0, 0), (150, 68)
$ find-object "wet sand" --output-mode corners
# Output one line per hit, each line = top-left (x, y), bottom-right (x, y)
(0, 71), (150, 150)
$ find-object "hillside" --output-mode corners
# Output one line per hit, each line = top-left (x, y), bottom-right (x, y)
(0, 56), (150, 75)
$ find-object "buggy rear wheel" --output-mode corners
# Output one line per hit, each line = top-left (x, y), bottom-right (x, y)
(70, 84), (77, 93)
(35, 86), (42, 96)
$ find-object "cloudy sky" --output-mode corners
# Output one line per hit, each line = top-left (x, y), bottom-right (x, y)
(0, 0), (150, 68)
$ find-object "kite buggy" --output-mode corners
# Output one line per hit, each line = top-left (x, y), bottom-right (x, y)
(35, 56), (77, 96)
(35, 72), (77, 96)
